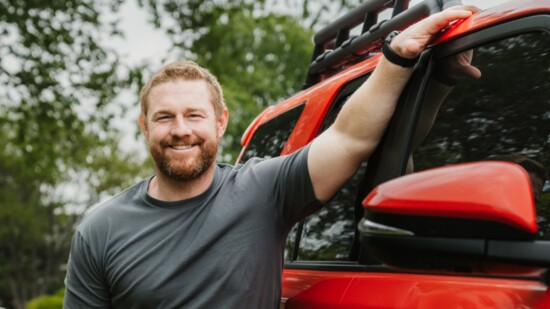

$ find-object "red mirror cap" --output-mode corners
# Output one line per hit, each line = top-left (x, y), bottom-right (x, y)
(363, 162), (537, 234)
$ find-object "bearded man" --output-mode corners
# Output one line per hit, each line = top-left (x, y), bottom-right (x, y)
(63, 6), (475, 308)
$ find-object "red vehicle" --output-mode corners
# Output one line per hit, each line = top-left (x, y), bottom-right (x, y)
(238, 0), (550, 307)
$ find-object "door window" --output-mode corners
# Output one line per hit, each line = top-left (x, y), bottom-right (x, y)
(239, 103), (305, 163)
(411, 31), (550, 238)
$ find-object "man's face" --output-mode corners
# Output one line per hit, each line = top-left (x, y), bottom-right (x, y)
(140, 79), (227, 181)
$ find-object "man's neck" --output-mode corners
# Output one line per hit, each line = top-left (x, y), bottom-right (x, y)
(147, 165), (217, 202)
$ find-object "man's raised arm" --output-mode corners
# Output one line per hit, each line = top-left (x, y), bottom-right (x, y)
(308, 6), (477, 202)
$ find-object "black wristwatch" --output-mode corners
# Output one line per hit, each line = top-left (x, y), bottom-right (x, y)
(382, 30), (419, 68)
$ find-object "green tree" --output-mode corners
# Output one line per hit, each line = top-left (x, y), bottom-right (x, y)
(0, 0), (147, 308)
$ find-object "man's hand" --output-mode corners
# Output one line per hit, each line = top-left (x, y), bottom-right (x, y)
(390, 6), (479, 59)
(434, 49), (482, 85)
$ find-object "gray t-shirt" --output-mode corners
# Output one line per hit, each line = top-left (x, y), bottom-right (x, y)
(64, 146), (321, 308)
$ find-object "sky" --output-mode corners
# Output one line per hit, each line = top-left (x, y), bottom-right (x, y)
(109, 1), (172, 67)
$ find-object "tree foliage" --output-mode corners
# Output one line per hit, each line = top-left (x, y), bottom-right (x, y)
(0, 0), (147, 308)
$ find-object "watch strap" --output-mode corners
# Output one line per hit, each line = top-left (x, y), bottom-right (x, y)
(382, 42), (419, 68)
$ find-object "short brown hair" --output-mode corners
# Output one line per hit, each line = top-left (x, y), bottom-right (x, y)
(139, 60), (226, 117)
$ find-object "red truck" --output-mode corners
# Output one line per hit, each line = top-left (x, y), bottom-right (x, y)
(238, 0), (550, 307)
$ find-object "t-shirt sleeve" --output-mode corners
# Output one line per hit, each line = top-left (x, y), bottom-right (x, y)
(248, 144), (323, 226)
(64, 230), (111, 308)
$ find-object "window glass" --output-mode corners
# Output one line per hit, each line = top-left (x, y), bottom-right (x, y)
(412, 32), (550, 238)
(284, 224), (299, 260)
(296, 75), (369, 261)
(297, 162), (366, 261)
(240, 104), (305, 163)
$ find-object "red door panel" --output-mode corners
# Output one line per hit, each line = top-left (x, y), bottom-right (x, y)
(282, 269), (547, 308)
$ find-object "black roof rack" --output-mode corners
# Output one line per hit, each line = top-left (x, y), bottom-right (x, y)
(303, 0), (462, 89)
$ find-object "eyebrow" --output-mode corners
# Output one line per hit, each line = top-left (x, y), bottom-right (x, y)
(151, 110), (173, 119)
(186, 107), (208, 114)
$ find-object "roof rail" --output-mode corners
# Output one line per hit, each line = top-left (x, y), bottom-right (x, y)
(303, 0), (462, 89)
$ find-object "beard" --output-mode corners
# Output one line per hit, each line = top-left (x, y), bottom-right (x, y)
(149, 136), (218, 182)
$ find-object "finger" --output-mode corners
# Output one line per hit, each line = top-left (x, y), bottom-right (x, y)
(423, 8), (474, 34)
(391, 7), (476, 58)
(447, 5), (480, 13)
(465, 65), (482, 79)
(399, 8), (474, 45)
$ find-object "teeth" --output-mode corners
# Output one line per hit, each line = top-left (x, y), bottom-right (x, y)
(172, 145), (193, 150)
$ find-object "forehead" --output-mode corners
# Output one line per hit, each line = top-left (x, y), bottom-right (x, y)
(148, 79), (213, 113)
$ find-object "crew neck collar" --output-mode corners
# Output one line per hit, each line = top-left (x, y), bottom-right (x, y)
(140, 166), (221, 209)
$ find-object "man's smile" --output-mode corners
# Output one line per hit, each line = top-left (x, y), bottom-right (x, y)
(170, 145), (195, 150)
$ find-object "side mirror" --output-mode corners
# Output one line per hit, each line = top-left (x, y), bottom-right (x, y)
(360, 162), (550, 276)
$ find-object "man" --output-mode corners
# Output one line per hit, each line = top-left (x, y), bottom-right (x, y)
(64, 6), (476, 308)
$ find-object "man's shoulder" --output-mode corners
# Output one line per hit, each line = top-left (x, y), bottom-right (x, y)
(222, 144), (310, 172)
(213, 145), (311, 192)
(92, 178), (146, 212)
(77, 179), (148, 233)
(239, 144), (311, 172)
(215, 157), (270, 181)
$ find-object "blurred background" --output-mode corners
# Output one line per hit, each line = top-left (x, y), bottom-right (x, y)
(0, 0), (365, 308)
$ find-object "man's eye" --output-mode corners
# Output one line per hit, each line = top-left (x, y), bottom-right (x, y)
(155, 116), (171, 121)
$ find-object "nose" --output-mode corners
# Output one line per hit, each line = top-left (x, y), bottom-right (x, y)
(170, 116), (192, 137)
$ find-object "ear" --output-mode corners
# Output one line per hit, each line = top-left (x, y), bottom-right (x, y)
(217, 109), (229, 138)
(139, 115), (149, 139)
